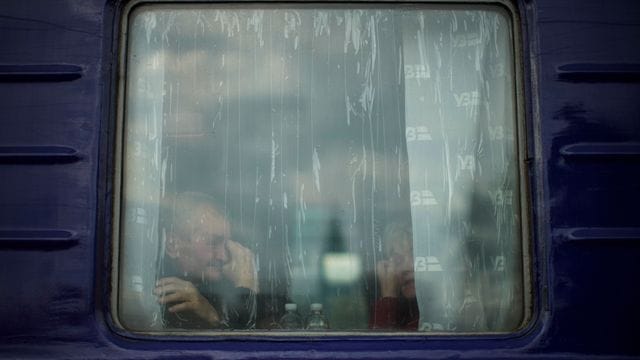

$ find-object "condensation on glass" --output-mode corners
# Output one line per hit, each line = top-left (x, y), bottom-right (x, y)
(117, 3), (524, 334)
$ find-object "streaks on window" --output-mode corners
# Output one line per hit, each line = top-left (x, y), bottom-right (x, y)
(119, 5), (522, 333)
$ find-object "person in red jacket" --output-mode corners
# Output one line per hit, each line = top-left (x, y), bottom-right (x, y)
(370, 223), (419, 330)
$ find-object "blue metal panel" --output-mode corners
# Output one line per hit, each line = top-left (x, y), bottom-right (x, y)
(0, 0), (638, 358)
(0, 0), (104, 351)
(533, 0), (640, 355)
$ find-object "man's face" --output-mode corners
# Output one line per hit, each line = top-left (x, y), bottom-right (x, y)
(171, 204), (230, 282)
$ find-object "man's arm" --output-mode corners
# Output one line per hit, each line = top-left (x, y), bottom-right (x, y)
(222, 239), (258, 328)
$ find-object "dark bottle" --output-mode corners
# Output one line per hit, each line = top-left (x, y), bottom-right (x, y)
(320, 217), (367, 329)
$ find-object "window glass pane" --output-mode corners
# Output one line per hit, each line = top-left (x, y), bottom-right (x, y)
(117, 4), (523, 333)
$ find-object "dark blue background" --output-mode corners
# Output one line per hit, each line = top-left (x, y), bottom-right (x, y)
(0, 0), (639, 358)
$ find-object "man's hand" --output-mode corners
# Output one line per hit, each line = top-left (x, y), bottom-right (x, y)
(154, 277), (220, 327)
(223, 240), (258, 292)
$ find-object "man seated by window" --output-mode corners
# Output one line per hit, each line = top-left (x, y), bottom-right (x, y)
(154, 192), (258, 329)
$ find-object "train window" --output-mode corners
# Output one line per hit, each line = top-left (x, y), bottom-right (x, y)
(114, 3), (527, 335)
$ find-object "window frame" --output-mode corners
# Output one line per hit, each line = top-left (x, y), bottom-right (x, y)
(109, 0), (532, 339)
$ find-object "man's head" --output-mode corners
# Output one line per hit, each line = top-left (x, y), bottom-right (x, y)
(164, 192), (230, 282)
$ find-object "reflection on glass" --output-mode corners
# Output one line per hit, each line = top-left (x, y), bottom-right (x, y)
(118, 5), (523, 333)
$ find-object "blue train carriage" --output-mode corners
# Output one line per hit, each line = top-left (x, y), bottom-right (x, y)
(0, 0), (639, 358)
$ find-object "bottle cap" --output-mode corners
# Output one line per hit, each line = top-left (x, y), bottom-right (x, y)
(285, 303), (297, 311)
(310, 303), (323, 311)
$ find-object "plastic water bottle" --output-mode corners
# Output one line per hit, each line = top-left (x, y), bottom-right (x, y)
(306, 303), (329, 330)
(279, 303), (303, 329)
